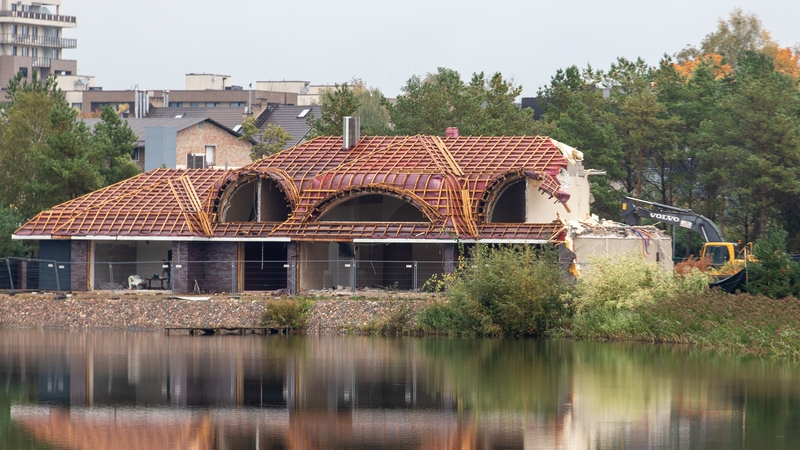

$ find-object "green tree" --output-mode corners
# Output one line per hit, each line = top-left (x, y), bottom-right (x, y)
(91, 105), (140, 184)
(351, 79), (392, 135)
(678, 7), (774, 68)
(388, 68), (530, 136)
(605, 57), (681, 202)
(746, 228), (800, 298)
(238, 118), (292, 160)
(306, 83), (360, 138)
(387, 67), (483, 135)
(468, 72), (533, 135)
(0, 203), (26, 257)
(0, 72), (141, 223)
(698, 51), (800, 241)
(533, 65), (623, 218)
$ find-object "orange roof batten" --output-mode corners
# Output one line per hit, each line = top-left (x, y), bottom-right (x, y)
(15, 136), (573, 242)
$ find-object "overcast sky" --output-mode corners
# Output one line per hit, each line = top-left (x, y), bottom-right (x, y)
(64, 0), (800, 98)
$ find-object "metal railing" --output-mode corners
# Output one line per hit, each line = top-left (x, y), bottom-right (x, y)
(31, 56), (50, 67)
(0, 10), (77, 23)
(0, 34), (77, 48)
(1, 258), (450, 295)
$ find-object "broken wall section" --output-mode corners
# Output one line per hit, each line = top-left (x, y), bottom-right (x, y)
(569, 219), (673, 273)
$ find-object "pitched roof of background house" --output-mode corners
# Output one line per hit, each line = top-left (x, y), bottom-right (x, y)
(15, 135), (573, 242)
(83, 117), (247, 146)
(146, 107), (246, 129)
(255, 105), (321, 150)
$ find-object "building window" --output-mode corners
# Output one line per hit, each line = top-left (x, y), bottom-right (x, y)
(168, 102), (183, 107)
(21, 47), (29, 56)
(18, 68), (27, 78)
(31, 48), (37, 58)
(190, 102), (199, 107)
(230, 102), (245, 107)
(186, 154), (206, 169)
(11, 46), (17, 56)
(71, 103), (82, 110)
(11, 4), (15, 11)
(11, 25), (17, 35)
(132, 147), (141, 161)
(31, 27), (37, 36)
(21, 26), (28, 36)
(205, 145), (215, 166)
(205, 102), (220, 107)
(198, 122), (204, 129)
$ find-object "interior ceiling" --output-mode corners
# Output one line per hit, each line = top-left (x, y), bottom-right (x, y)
(16, 135), (571, 242)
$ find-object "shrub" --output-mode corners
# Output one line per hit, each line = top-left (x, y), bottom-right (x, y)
(418, 244), (569, 337)
(259, 297), (315, 330)
(566, 252), (710, 340)
(364, 301), (419, 335)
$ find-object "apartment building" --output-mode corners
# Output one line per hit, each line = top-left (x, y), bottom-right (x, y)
(0, 0), (76, 88)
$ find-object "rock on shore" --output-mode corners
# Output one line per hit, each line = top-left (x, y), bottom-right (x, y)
(0, 292), (432, 333)
(0, 293), (267, 329)
(305, 299), (425, 333)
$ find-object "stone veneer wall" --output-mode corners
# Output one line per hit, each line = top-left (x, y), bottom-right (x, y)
(71, 241), (89, 291)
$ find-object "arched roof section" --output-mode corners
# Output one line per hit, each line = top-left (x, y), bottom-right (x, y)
(477, 169), (570, 224)
(304, 185), (443, 224)
(215, 169), (296, 223)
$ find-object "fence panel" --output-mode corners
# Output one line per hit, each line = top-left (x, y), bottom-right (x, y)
(415, 261), (448, 292)
(1, 258), (455, 294)
(355, 260), (415, 291)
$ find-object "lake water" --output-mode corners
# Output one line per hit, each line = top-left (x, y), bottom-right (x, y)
(1, 329), (799, 449)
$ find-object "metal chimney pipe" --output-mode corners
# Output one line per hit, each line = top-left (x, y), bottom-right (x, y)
(342, 116), (361, 150)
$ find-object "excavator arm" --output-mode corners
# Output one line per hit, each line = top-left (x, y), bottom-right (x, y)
(621, 196), (725, 243)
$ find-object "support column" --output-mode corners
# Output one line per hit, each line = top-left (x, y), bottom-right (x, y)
(71, 241), (89, 291)
(287, 241), (297, 294)
(172, 242), (189, 293)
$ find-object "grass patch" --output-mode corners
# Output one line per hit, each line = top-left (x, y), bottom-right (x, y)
(258, 296), (315, 330)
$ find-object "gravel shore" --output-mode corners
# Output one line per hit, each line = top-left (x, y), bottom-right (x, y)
(0, 291), (433, 333)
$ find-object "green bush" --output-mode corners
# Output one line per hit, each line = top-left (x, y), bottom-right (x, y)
(259, 297), (314, 330)
(569, 252), (709, 312)
(418, 244), (569, 337)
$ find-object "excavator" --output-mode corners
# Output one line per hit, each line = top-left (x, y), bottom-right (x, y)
(621, 196), (751, 292)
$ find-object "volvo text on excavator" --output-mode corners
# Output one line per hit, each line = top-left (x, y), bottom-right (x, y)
(621, 196), (752, 267)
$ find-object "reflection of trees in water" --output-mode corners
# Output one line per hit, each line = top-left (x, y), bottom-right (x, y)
(3, 330), (800, 449)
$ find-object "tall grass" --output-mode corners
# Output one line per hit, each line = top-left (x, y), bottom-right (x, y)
(561, 252), (800, 358)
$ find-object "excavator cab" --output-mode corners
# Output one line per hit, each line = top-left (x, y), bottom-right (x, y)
(701, 243), (734, 266)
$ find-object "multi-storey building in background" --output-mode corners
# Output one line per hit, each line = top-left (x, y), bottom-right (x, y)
(0, 0), (76, 89)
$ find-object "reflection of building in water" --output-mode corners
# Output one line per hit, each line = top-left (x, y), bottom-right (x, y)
(1, 331), (755, 449)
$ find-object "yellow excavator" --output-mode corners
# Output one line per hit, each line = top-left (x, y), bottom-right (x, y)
(621, 196), (752, 291)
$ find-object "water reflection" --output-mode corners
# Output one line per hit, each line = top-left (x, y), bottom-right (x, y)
(1, 330), (799, 449)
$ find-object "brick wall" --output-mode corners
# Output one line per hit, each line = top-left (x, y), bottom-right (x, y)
(71, 241), (89, 291)
(172, 241), (238, 294)
(176, 122), (252, 170)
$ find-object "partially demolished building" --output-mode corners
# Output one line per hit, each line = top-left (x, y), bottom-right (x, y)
(13, 130), (671, 292)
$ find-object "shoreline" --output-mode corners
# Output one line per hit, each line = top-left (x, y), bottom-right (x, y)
(0, 291), (430, 334)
